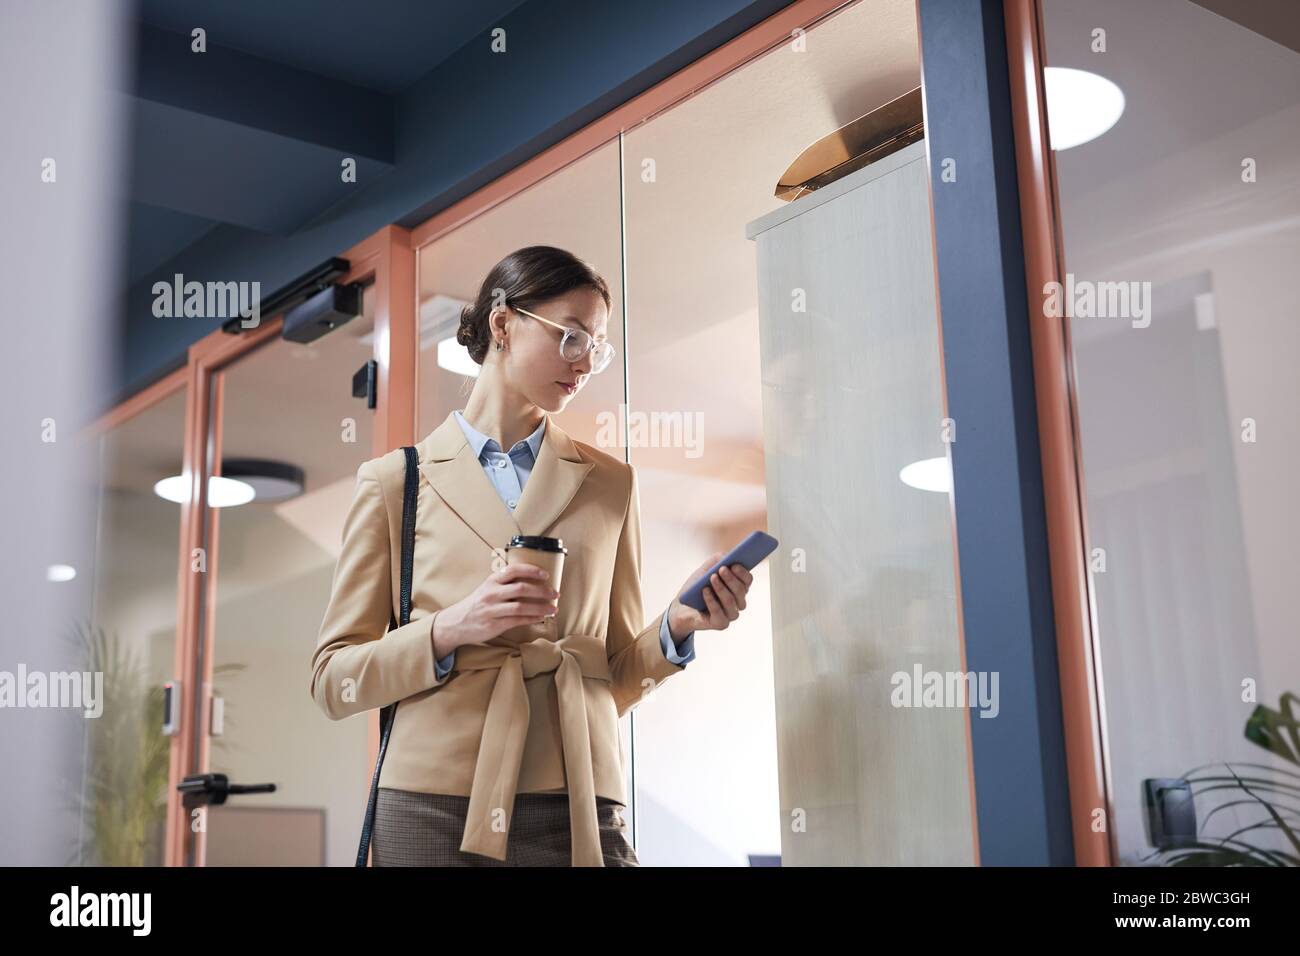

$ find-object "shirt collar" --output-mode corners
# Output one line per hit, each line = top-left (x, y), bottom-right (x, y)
(453, 409), (546, 463)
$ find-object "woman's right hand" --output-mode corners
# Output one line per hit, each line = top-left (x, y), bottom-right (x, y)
(432, 563), (560, 657)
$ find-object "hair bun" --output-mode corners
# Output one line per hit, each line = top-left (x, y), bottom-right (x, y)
(456, 306), (475, 345)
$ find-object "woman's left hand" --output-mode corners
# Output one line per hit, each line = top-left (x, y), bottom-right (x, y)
(666, 552), (754, 641)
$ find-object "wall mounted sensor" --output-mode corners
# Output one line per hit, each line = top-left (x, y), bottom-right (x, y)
(353, 358), (378, 409)
(162, 679), (181, 736)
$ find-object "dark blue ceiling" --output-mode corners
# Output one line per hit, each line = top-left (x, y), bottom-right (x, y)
(137, 0), (530, 94)
(123, 0), (527, 284)
(112, 0), (795, 416)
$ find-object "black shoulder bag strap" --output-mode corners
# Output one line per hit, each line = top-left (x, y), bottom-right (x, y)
(355, 445), (420, 867)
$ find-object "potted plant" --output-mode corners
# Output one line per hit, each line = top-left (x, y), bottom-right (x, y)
(64, 620), (246, 866)
(1143, 692), (1300, 866)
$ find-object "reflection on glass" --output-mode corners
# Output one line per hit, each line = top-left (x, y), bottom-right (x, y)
(1043, 0), (1300, 865)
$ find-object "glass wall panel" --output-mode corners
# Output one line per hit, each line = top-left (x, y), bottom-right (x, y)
(75, 388), (188, 865)
(408, 0), (965, 865)
(1042, 0), (1300, 864)
(621, 0), (970, 864)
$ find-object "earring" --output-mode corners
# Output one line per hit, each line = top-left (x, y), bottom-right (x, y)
(495, 338), (505, 351)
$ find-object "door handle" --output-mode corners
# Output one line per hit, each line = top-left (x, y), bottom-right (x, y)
(178, 772), (276, 810)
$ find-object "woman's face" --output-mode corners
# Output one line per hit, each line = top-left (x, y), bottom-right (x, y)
(493, 285), (610, 412)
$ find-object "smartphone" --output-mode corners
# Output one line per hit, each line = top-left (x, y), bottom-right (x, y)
(678, 530), (779, 613)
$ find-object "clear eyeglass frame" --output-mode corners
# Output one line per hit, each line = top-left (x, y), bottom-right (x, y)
(511, 304), (616, 374)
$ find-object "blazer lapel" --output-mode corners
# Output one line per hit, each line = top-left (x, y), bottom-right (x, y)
(418, 410), (594, 554)
(513, 414), (593, 538)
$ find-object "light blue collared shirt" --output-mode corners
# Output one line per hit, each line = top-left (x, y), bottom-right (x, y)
(433, 409), (696, 679)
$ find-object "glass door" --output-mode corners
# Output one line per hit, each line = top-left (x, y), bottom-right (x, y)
(184, 285), (382, 866)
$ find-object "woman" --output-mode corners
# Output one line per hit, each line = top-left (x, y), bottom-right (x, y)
(310, 245), (755, 866)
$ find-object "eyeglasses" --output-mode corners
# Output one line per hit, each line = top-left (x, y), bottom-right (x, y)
(511, 305), (616, 375)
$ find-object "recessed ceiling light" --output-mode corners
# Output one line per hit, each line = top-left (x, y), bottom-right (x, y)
(154, 474), (256, 507)
(47, 564), (76, 583)
(1044, 66), (1125, 150)
(899, 456), (951, 493)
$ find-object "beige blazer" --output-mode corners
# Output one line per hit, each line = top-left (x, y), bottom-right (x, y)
(310, 409), (688, 866)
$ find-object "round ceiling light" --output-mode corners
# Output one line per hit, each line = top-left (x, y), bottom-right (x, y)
(1044, 66), (1125, 150)
(154, 474), (257, 507)
(899, 456), (952, 493)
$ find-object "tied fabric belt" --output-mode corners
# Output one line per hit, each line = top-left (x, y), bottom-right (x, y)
(453, 632), (612, 867)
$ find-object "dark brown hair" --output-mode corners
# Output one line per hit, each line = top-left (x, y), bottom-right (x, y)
(456, 246), (612, 365)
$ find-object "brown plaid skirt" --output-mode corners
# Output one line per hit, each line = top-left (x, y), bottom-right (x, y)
(371, 787), (639, 866)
